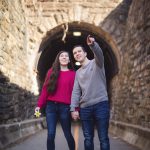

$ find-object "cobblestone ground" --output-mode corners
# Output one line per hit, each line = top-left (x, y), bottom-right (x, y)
(6, 123), (140, 150)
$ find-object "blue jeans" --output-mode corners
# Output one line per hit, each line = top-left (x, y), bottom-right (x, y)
(46, 101), (75, 150)
(80, 101), (110, 150)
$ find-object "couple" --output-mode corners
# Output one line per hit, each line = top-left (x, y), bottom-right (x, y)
(35, 35), (110, 150)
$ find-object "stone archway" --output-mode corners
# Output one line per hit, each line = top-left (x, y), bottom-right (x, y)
(24, 0), (128, 94)
(36, 22), (121, 104)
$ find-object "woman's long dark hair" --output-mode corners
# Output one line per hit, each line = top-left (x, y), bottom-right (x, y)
(47, 51), (74, 93)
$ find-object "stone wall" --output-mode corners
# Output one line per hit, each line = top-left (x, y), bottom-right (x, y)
(109, 0), (150, 149)
(101, 0), (132, 63)
(0, 0), (150, 149)
(0, 0), (38, 124)
(0, 0), (39, 93)
(111, 0), (150, 128)
(0, 118), (46, 149)
(0, 71), (37, 124)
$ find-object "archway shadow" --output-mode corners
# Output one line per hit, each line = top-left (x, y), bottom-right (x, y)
(0, 71), (37, 124)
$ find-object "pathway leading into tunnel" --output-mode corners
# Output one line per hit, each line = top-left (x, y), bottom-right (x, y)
(6, 123), (139, 150)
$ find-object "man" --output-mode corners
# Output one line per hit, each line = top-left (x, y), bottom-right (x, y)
(70, 35), (110, 150)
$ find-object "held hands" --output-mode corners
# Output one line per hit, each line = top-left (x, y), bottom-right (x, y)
(34, 107), (41, 118)
(87, 35), (95, 45)
(71, 111), (80, 121)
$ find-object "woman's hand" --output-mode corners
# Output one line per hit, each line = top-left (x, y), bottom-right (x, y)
(35, 107), (40, 112)
(34, 107), (41, 118)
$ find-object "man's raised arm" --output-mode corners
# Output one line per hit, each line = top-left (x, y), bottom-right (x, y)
(87, 35), (104, 68)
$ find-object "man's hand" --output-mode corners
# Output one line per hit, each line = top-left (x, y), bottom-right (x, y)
(87, 35), (95, 45)
(71, 111), (80, 121)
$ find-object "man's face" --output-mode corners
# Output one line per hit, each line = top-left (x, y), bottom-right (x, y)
(72, 47), (87, 63)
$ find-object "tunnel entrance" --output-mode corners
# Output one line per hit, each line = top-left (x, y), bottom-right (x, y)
(36, 22), (119, 100)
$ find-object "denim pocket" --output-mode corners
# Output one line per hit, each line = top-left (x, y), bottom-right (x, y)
(94, 101), (110, 119)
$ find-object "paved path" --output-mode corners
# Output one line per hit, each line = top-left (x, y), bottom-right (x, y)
(6, 123), (139, 150)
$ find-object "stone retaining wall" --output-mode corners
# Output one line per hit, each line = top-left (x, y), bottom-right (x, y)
(0, 118), (46, 150)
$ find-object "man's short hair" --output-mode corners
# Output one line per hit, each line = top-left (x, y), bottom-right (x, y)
(72, 45), (86, 52)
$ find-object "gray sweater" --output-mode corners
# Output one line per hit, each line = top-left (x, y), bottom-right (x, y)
(70, 42), (108, 111)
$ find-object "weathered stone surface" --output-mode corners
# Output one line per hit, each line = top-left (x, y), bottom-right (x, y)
(110, 0), (150, 129)
(0, 71), (38, 124)
(0, 0), (150, 149)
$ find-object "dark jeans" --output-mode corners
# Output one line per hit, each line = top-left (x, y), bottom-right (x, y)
(46, 101), (75, 150)
(80, 101), (110, 150)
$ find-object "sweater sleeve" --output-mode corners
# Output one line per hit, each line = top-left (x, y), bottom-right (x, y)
(70, 74), (81, 111)
(89, 42), (104, 68)
(37, 69), (51, 108)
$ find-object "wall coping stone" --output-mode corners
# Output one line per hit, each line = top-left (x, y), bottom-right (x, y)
(0, 117), (46, 150)
(110, 120), (150, 150)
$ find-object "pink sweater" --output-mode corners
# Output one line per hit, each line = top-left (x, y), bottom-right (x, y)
(37, 69), (75, 108)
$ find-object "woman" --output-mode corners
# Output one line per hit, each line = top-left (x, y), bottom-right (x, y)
(35, 51), (75, 150)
